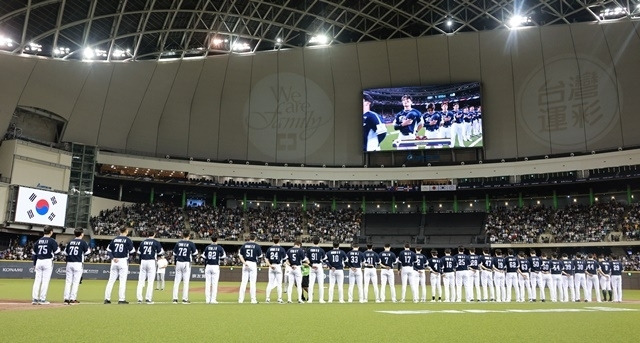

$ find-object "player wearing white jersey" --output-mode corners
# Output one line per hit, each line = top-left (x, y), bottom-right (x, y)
(32, 226), (61, 305)
(156, 256), (168, 290)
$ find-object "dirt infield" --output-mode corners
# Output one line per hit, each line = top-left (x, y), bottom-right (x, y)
(0, 300), (65, 311)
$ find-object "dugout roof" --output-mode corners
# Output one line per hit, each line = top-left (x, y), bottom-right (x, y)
(0, 0), (637, 61)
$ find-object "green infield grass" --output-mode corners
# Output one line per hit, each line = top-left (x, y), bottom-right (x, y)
(1, 279), (638, 342)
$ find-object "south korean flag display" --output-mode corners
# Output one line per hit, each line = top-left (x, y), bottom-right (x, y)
(15, 186), (68, 227)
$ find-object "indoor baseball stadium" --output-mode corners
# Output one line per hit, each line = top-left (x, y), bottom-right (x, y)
(0, 0), (639, 341)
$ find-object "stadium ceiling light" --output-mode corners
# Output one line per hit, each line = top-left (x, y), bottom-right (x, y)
(309, 34), (329, 45)
(112, 48), (131, 58)
(446, 18), (453, 27)
(53, 46), (70, 57)
(24, 42), (42, 53)
(508, 15), (532, 29)
(231, 41), (251, 51)
(0, 36), (14, 47)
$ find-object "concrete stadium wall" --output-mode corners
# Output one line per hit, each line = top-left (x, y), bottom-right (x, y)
(90, 196), (134, 217)
(0, 140), (71, 192)
(0, 21), (638, 165)
(1, 261), (639, 290)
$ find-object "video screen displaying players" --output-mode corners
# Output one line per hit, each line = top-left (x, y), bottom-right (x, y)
(362, 82), (482, 152)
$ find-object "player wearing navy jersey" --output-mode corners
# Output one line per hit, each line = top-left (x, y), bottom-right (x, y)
(610, 255), (623, 302)
(379, 244), (397, 303)
(528, 250), (542, 302)
(598, 255), (612, 302)
(307, 236), (327, 303)
(427, 249), (442, 302)
(363, 244), (381, 302)
(202, 235), (226, 304)
(504, 249), (520, 302)
(347, 243), (365, 303)
(439, 102), (453, 140)
(397, 243), (418, 303)
(238, 233), (263, 304)
(517, 251), (532, 302)
(363, 93), (388, 151)
(573, 253), (587, 302)
(441, 248), (457, 302)
(172, 230), (198, 304)
(286, 240), (306, 303)
(584, 253), (601, 302)
(550, 253), (563, 302)
(264, 236), (287, 304)
(468, 248), (481, 301)
(326, 242), (348, 303)
(393, 95), (423, 141)
(63, 228), (90, 305)
(104, 227), (135, 304)
(31, 226), (60, 305)
(450, 102), (464, 147)
(462, 105), (473, 141)
(136, 230), (164, 304)
(454, 246), (472, 302)
(492, 249), (507, 302)
(561, 254), (575, 302)
(422, 103), (442, 140)
(479, 248), (495, 302)
(539, 253), (552, 302)
(413, 247), (427, 302)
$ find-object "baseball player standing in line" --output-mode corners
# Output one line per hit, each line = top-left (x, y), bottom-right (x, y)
(454, 246), (472, 302)
(326, 241), (347, 303)
(397, 243), (417, 303)
(427, 249), (442, 302)
(264, 235), (287, 304)
(528, 250), (542, 302)
(550, 252), (564, 302)
(598, 255), (612, 301)
(441, 248), (456, 302)
(362, 92), (388, 151)
(492, 249), (507, 302)
(285, 240), (306, 303)
(63, 228), (90, 305)
(306, 236), (327, 303)
(32, 226), (60, 305)
(172, 230), (198, 304)
(202, 235), (226, 304)
(516, 251), (532, 302)
(413, 247), (427, 302)
(363, 244), (381, 302)
(156, 255), (168, 290)
(478, 247), (495, 302)
(468, 248), (481, 301)
(610, 255), (623, 302)
(379, 243), (397, 303)
(573, 252), (587, 302)
(539, 252), (553, 302)
(504, 249), (520, 302)
(136, 230), (164, 304)
(584, 253), (601, 302)
(561, 253), (575, 302)
(104, 227), (135, 304)
(347, 243), (365, 303)
(238, 233), (263, 304)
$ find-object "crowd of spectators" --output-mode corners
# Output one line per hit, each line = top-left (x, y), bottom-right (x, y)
(186, 206), (244, 240)
(246, 207), (305, 243)
(306, 208), (362, 244)
(91, 202), (186, 238)
(485, 201), (636, 244)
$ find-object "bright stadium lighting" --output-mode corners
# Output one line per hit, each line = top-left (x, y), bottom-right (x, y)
(508, 15), (532, 28)
(600, 6), (628, 19)
(0, 36), (14, 48)
(53, 46), (70, 57)
(231, 41), (250, 51)
(23, 42), (42, 53)
(446, 19), (453, 27)
(309, 34), (329, 45)
(83, 47), (95, 59)
(112, 48), (131, 58)
(276, 37), (282, 44)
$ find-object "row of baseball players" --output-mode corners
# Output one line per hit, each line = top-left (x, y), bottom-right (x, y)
(30, 227), (625, 305)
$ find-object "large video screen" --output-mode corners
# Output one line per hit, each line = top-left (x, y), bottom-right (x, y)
(14, 186), (68, 227)
(363, 82), (482, 152)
